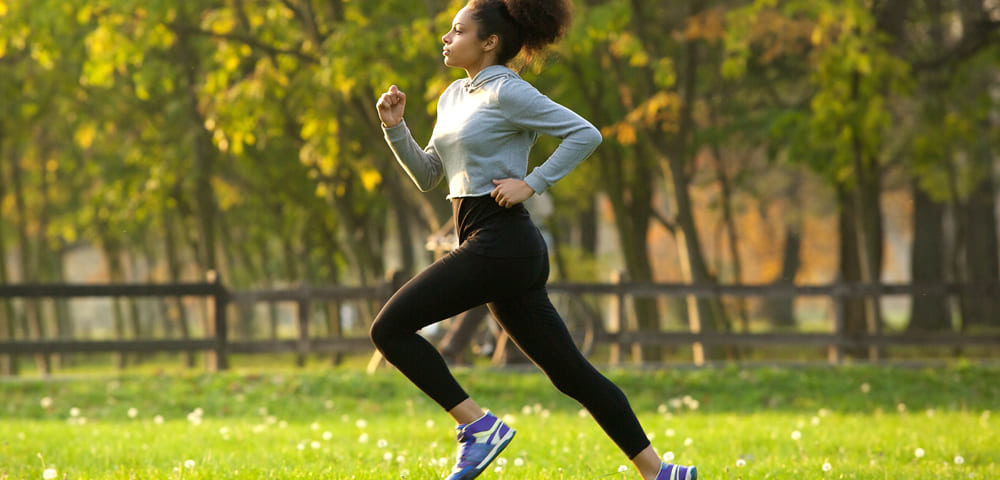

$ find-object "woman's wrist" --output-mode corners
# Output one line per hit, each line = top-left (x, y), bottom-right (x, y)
(382, 118), (402, 128)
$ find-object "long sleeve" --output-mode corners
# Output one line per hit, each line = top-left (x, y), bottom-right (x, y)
(498, 80), (602, 194)
(382, 119), (445, 192)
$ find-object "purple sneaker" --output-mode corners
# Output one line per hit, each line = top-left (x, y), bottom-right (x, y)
(444, 411), (515, 480)
(656, 462), (697, 480)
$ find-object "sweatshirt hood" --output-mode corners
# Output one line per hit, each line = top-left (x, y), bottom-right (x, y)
(464, 65), (518, 93)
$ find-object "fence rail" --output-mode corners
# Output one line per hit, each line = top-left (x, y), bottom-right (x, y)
(1, 277), (998, 375)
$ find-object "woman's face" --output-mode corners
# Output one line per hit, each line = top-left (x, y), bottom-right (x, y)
(441, 7), (492, 69)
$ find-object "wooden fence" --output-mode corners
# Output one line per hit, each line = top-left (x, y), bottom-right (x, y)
(1, 274), (998, 375)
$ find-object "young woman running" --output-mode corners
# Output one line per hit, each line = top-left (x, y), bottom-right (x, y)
(372, 1), (697, 479)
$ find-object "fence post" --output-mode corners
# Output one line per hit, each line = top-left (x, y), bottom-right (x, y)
(296, 284), (310, 368)
(608, 271), (627, 366)
(829, 285), (844, 365)
(211, 272), (229, 371)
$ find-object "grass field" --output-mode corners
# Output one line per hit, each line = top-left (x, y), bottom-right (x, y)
(2, 362), (998, 479)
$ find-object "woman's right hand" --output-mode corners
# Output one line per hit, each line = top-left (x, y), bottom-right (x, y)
(376, 85), (406, 128)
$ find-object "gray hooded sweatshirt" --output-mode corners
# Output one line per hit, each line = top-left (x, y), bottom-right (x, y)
(382, 65), (602, 199)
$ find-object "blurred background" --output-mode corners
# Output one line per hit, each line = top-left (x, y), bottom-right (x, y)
(1, 0), (998, 374)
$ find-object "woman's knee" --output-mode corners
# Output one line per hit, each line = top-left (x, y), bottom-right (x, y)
(368, 312), (399, 350)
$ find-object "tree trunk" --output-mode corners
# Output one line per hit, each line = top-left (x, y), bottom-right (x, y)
(961, 167), (999, 328)
(164, 210), (195, 367)
(100, 236), (128, 370)
(11, 157), (50, 375)
(766, 225), (802, 329)
(847, 70), (885, 360)
(661, 0), (729, 362)
(0, 133), (19, 375)
(709, 123), (750, 351)
(908, 181), (951, 331)
(837, 180), (884, 359)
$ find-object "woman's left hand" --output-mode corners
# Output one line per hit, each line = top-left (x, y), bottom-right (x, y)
(491, 179), (535, 208)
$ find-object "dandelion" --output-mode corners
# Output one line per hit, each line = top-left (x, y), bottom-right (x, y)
(154, 415), (164, 425)
(496, 458), (507, 467)
(400, 469), (410, 478)
(377, 439), (389, 449)
(617, 465), (629, 473)
(359, 433), (369, 443)
(494, 466), (503, 473)
(663, 452), (675, 463)
(669, 398), (683, 410)
(43, 468), (58, 480)
(356, 419), (368, 428)
(897, 403), (907, 413)
(266, 416), (278, 425)
(310, 422), (321, 431)
(926, 409), (936, 418)
(324, 400), (335, 409)
(396, 455), (406, 463)
(657, 404), (668, 414)
(736, 459), (746, 468)
(822, 462), (832, 472)
(40, 397), (53, 409)
(69, 407), (81, 418)
(501, 414), (516, 425)
(514, 458), (524, 467)
(297, 442), (306, 451)
(322, 431), (333, 441)
(791, 430), (802, 441)
(383, 452), (393, 461)
(426, 419), (436, 429)
(521, 405), (532, 415)
(127, 408), (138, 418)
(683, 438), (693, 447)
(818, 408), (831, 417)
(915, 448), (925, 459)
(860, 382), (871, 393)
(578, 409), (589, 418)
(309, 441), (320, 450)
(184, 459), (196, 469)
(665, 428), (676, 437)
(954, 455), (965, 465)
(811, 416), (821, 426)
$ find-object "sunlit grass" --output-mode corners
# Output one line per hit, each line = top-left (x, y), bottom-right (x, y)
(2, 364), (998, 479)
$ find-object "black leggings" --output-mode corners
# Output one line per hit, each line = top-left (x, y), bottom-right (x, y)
(369, 246), (651, 458)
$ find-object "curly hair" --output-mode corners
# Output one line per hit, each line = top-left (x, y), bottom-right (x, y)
(467, 0), (573, 65)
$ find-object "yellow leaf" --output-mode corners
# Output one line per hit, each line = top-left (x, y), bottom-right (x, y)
(360, 169), (382, 192)
(211, 16), (235, 35)
(811, 27), (823, 46)
(616, 124), (637, 146)
(77, 4), (92, 24)
(75, 123), (97, 149)
(61, 224), (78, 244)
(315, 183), (329, 198)
(224, 54), (240, 72)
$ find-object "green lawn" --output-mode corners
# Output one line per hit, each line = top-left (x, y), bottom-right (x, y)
(2, 363), (998, 479)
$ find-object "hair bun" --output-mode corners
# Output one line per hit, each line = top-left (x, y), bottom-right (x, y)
(503, 0), (573, 53)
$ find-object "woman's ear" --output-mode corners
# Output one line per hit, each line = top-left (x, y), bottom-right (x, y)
(483, 34), (499, 52)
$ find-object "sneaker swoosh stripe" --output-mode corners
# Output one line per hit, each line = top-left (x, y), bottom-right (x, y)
(475, 429), (514, 469)
(475, 420), (500, 443)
